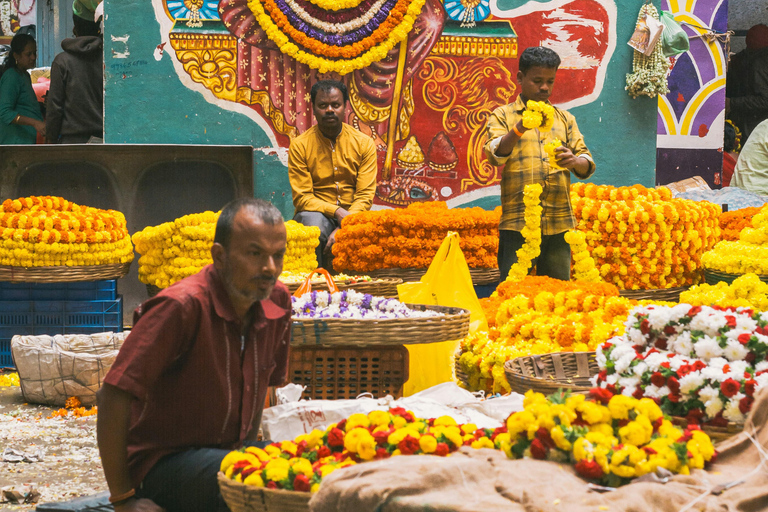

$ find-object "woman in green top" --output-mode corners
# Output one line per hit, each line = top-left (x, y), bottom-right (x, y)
(0, 33), (45, 144)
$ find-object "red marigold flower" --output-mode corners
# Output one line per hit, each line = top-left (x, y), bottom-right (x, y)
(745, 380), (757, 397)
(720, 378), (741, 398)
(574, 459), (604, 480)
(398, 436), (420, 455)
(389, 407), (415, 422)
(589, 387), (613, 405)
(650, 372), (666, 388)
(667, 376), (680, 394)
(687, 306), (702, 317)
(434, 443), (450, 457)
(632, 387), (644, 399)
(739, 396), (755, 415)
(738, 333), (752, 345)
(692, 360), (706, 371)
(686, 408), (704, 426)
(266, 481), (279, 489)
(530, 438), (547, 460)
(317, 445), (331, 458)
(293, 474), (311, 492)
(374, 447), (390, 460)
(677, 364), (692, 377)
(536, 428), (555, 449)
(328, 427), (345, 447)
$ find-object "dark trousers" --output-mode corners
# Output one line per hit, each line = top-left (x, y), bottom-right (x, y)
(498, 230), (571, 281)
(136, 441), (270, 512)
(294, 211), (340, 271)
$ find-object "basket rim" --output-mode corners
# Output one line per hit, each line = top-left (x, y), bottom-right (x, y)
(217, 471), (311, 498)
(0, 261), (132, 283)
(703, 268), (768, 279)
(291, 303), (469, 325)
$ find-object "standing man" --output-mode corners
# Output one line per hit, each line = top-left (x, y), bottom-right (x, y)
(288, 80), (378, 271)
(97, 198), (291, 512)
(484, 46), (596, 281)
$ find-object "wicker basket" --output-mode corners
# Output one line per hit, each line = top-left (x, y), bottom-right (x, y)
(289, 345), (409, 400)
(0, 262), (132, 283)
(291, 304), (469, 347)
(669, 416), (742, 443)
(504, 352), (598, 395)
(704, 268), (768, 286)
(342, 278), (402, 297)
(454, 349), (469, 388)
(618, 286), (689, 303)
(368, 267), (500, 286)
(218, 472), (310, 512)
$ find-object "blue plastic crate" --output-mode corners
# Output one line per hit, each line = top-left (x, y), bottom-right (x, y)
(0, 280), (117, 301)
(0, 338), (12, 367)
(0, 298), (123, 336)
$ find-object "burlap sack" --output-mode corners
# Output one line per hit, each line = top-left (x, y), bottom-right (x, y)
(311, 387), (768, 512)
(11, 332), (129, 407)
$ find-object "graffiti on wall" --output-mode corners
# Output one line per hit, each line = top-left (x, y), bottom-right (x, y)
(656, 0), (728, 161)
(153, 0), (616, 206)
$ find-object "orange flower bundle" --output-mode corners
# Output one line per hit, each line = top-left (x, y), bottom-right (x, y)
(719, 206), (761, 241)
(333, 202), (500, 272)
(571, 183), (721, 290)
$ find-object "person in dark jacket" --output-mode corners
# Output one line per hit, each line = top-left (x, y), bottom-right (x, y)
(45, 15), (103, 143)
(726, 24), (768, 142)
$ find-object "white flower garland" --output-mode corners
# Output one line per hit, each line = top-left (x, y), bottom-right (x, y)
(283, 0), (389, 34)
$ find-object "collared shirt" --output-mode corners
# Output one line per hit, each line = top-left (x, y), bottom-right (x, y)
(288, 123), (378, 218)
(731, 119), (768, 194)
(104, 265), (291, 488)
(484, 96), (595, 235)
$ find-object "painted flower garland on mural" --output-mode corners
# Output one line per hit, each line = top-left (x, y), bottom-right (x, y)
(284, 0), (395, 35)
(246, 0), (426, 74)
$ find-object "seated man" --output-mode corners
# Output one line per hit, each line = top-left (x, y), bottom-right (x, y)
(96, 198), (291, 512)
(731, 119), (768, 195)
(288, 80), (378, 270)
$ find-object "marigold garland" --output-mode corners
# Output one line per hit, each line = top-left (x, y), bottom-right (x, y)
(506, 183), (542, 281)
(571, 183), (721, 290)
(133, 214), (320, 289)
(521, 100), (555, 131)
(247, 0), (426, 74)
(719, 207), (760, 242)
(564, 230), (602, 282)
(702, 205), (768, 275)
(305, 0), (364, 11)
(0, 196), (133, 267)
(333, 202), (499, 272)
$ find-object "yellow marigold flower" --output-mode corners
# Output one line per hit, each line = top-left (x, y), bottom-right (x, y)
(419, 435), (437, 453)
(471, 437), (495, 449)
(346, 413), (371, 431)
(608, 395), (637, 420)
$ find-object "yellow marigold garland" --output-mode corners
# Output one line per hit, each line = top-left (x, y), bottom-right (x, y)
(521, 101), (555, 131)
(246, 0), (426, 74)
(306, 0), (364, 11)
(0, 196), (133, 267)
(506, 183), (542, 281)
(571, 183), (721, 289)
(333, 202), (499, 272)
(564, 230), (602, 282)
(133, 213), (320, 289)
(702, 205), (768, 274)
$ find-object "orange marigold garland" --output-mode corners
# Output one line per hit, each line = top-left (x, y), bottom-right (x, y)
(571, 183), (721, 290)
(333, 202), (500, 272)
(719, 206), (760, 242)
(0, 196), (134, 267)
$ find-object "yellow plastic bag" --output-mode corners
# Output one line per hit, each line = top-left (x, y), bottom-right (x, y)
(397, 232), (488, 395)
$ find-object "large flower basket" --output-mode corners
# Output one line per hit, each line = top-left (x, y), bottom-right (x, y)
(217, 472), (309, 512)
(291, 304), (470, 347)
(0, 262), (132, 283)
(504, 352), (598, 396)
(368, 267), (500, 286)
(704, 268), (768, 286)
(618, 285), (689, 303)
(454, 349), (469, 388)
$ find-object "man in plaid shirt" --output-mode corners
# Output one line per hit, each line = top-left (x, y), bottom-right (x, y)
(484, 46), (596, 281)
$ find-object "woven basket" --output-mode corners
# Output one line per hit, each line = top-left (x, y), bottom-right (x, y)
(504, 352), (598, 395)
(217, 472), (310, 512)
(669, 416), (742, 443)
(704, 268), (768, 286)
(368, 267), (500, 286)
(454, 349), (469, 388)
(0, 262), (132, 283)
(291, 304), (470, 347)
(618, 286), (689, 303)
(342, 278), (402, 297)
(290, 345), (409, 400)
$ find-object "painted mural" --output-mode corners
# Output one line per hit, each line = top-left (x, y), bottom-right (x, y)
(153, 0), (616, 207)
(656, 0), (728, 186)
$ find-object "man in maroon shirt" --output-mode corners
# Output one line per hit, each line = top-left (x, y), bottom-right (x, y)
(96, 198), (291, 512)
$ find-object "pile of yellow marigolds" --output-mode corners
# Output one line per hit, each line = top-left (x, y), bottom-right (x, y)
(571, 183), (720, 290)
(332, 202), (499, 272)
(134, 212), (320, 289)
(702, 205), (768, 275)
(0, 196), (134, 267)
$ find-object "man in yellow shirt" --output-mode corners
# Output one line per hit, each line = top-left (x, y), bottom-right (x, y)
(484, 47), (595, 281)
(288, 80), (378, 270)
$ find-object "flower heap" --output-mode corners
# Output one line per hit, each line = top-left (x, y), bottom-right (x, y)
(246, 0), (426, 74)
(279, 271), (372, 285)
(521, 100), (555, 131)
(292, 289), (442, 319)
(49, 396), (98, 419)
(501, 390), (715, 486)
(719, 207), (761, 242)
(594, 304), (768, 424)
(333, 202), (499, 272)
(0, 372), (19, 387)
(134, 214), (319, 289)
(680, 273), (768, 311)
(571, 183), (721, 289)
(220, 408), (505, 492)
(702, 205), (768, 275)
(506, 184), (542, 281)
(0, 196), (133, 267)
(459, 276), (631, 393)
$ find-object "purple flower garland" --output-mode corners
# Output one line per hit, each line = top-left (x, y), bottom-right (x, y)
(292, 0), (387, 24)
